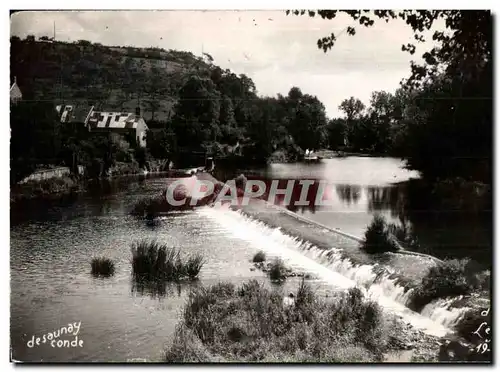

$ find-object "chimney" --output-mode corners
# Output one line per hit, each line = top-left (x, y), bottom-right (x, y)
(135, 106), (141, 117)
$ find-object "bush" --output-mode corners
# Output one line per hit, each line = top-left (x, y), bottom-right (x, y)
(165, 280), (391, 362)
(131, 240), (204, 282)
(252, 250), (266, 263)
(360, 215), (400, 254)
(269, 258), (287, 281)
(130, 196), (164, 219)
(407, 259), (473, 312)
(91, 257), (115, 277)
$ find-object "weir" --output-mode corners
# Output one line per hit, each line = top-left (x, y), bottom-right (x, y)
(196, 202), (471, 338)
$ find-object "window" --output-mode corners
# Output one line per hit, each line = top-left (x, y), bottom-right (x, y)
(105, 116), (112, 127)
(115, 115), (120, 122)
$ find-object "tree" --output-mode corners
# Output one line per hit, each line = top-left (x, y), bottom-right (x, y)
(338, 97), (365, 149)
(10, 101), (63, 184)
(171, 75), (221, 149)
(288, 93), (328, 150)
(339, 97), (365, 122)
(292, 10), (492, 181)
(287, 10), (491, 87)
(327, 118), (347, 149)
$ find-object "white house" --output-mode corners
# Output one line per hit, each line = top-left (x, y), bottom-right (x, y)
(86, 110), (148, 148)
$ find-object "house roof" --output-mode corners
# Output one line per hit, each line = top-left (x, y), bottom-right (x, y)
(10, 81), (22, 100)
(57, 104), (94, 123)
(87, 111), (148, 130)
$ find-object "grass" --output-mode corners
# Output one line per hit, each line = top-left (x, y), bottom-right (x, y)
(91, 257), (115, 277)
(360, 215), (400, 254)
(252, 251), (266, 263)
(407, 259), (475, 312)
(268, 258), (287, 281)
(165, 280), (394, 363)
(131, 240), (204, 282)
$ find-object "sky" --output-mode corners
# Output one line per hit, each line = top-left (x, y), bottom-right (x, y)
(10, 10), (438, 117)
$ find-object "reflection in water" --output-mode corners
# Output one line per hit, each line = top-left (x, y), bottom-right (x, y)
(217, 159), (491, 269)
(131, 279), (193, 299)
(336, 184), (362, 206)
(365, 183), (491, 268)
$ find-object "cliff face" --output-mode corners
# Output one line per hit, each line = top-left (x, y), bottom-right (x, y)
(10, 38), (213, 121)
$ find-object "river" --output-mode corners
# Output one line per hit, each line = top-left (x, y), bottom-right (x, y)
(214, 157), (492, 269)
(10, 157), (491, 362)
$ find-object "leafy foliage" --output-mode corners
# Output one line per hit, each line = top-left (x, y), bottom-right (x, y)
(407, 259), (474, 312)
(166, 281), (393, 362)
(361, 215), (400, 254)
(292, 10), (491, 183)
(252, 251), (266, 263)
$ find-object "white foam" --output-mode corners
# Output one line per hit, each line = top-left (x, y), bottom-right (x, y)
(198, 206), (468, 337)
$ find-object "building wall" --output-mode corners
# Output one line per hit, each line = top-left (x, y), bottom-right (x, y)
(135, 118), (148, 148)
(20, 166), (84, 184)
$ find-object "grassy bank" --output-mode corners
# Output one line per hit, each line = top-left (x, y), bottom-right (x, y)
(10, 175), (85, 203)
(165, 280), (401, 363)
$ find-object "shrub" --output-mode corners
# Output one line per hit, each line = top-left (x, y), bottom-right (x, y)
(165, 280), (391, 362)
(252, 250), (266, 263)
(269, 258), (287, 281)
(130, 196), (164, 219)
(407, 259), (473, 312)
(131, 240), (204, 282)
(361, 215), (400, 254)
(295, 278), (315, 308)
(130, 193), (196, 219)
(91, 257), (115, 277)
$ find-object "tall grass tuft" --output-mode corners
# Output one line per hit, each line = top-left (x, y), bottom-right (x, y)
(165, 280), (393, 362)
(130, 196), (165, 220)
(252, 250), (266, 263)
(360, 215), (400, 254)
(131, 239), (204, 282)
(91, 257), (115, 277)
(185, 254), (205, 279)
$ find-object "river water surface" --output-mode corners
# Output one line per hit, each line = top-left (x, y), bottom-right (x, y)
(10, 157), (491, 362)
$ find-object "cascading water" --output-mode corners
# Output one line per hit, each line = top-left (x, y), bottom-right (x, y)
(198, 206), (470, 338)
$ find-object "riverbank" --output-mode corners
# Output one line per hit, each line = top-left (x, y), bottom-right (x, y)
(10, 175), (86, 203)
(9, 166), (195, 204)
(164, 279), (447, 363)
